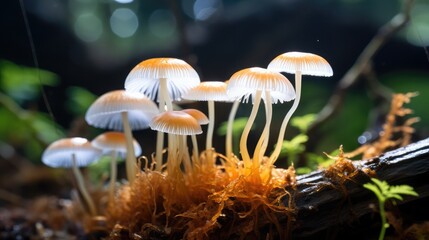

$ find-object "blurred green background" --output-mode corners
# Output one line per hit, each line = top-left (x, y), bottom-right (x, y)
(1, 0), (429, 178)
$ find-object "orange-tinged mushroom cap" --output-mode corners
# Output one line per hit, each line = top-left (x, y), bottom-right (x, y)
(267, 52), (333, 76)
(181, 109), (209, 125)
(92, 131), (142, 156)
(150, 111), (202, 135)
(182, 81), (233, 102)
(125, 58), (200, 101)
(42, 137), (102, 168)
(227, 67), (295, 103)
(85, 90), (159, 131)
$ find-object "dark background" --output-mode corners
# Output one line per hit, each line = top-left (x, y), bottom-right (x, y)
(1, 0), (429, 168)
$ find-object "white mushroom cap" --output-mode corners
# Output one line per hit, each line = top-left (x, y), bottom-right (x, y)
(227, 67), (295, 104)
(85, 90), (159, 131)
(182, 81), (233, 102)
(92, 131), (142, 157)
(267, 52), (333, 76)
(42, 137), (102, 168)
(181, 109), (209, 125)
(149, 111), (202, 135)
(125, 58), (200, 101)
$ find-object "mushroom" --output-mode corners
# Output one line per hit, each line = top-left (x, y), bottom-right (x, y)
(85, 90), (158, 184)
(149, 111), (202, 174)
(182, 81), (231, 153)
(124, 58), (200, 171)
(267, 51), (333, 164)
(181, 108), (209, 166)
(227, 67), (295, 169)
(92, 131), (142, 203)
(42, 137), (102, 216)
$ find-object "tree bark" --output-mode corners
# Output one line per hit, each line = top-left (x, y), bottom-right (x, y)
(290, 137), (429, 238)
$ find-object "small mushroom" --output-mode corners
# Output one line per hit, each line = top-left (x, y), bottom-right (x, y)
(227, 67), (295, 169)
(267, 51), (333, 164)
(85, 90), (158, 184)
(92, 131), (142, 203)
(181, 109), (209, 165)
(182, 81), (231, 152)
(42, 137), (102, 216)
(150, 111), (202, 174)
(124, 58), (200, 171)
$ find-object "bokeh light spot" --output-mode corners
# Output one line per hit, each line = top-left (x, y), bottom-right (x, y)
(114, 0), (134, 3)
(110, 8), (139, 38)
(193, 0), (221, 21)
(74, 13), (103, 42)
(405, 6), (429, 47)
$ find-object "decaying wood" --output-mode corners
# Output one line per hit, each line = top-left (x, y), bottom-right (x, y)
(289, 137), (429, 238)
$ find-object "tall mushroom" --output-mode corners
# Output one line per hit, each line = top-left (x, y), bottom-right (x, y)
(42, 137), (102, 216)
(92, 131), (142, 203)
(267, 51), (333, 164)
(227, 67), (295, 169)
(125, 58), (200, 171)
(85, 90), (158, 184)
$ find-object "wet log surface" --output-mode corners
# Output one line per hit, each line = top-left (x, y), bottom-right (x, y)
(290, 138), (429, 238)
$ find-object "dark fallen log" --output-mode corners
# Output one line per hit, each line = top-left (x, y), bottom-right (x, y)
(290, 138), (429, 238)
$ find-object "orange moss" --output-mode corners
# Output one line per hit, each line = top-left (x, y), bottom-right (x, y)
(106, 150), (296, 239)
(324, 145), (359, 184)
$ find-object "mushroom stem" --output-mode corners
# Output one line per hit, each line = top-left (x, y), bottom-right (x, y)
(108, 150), (118, 204)
(155, 132), (164, 171)
(240, 90), (262, 168)
(159, 78), (173, 111)
(191, 134), (199, 165)
(156, 78), (172, 172)
(71, 154), (97, 216)
(226, 100), (240, 158)
(167, 133), (174, 170)
(121, 111), (137, 184)
(253, 90), (272, 166)
(180, 135), (192, 174)
(167, 134), (179, 172)
(269, 71), (302, 165)
(206, 100), (215, 150)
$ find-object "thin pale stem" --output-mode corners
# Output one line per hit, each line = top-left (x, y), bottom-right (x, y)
(191, 135), (199, 165)
(226, 100), (240, 158)
(155, 132), (164, 171)
(121, 111), (136, 184)
(155, 78), (167, 172)
(159, 78), (173, 111)
(158, 78), (173, 172)
(71, 154), (96, 216)
(181, 135), (192, 174)
(253, 90), (272, 167)
(269, 72), (302, 165)
(167, 133), (175, 171)
(206, 100), (215, 150)
(108, 151), (118, 204)
(240, 90), (262, 168)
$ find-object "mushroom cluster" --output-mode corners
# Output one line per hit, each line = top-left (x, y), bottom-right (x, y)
(41, 53), (332, 238)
